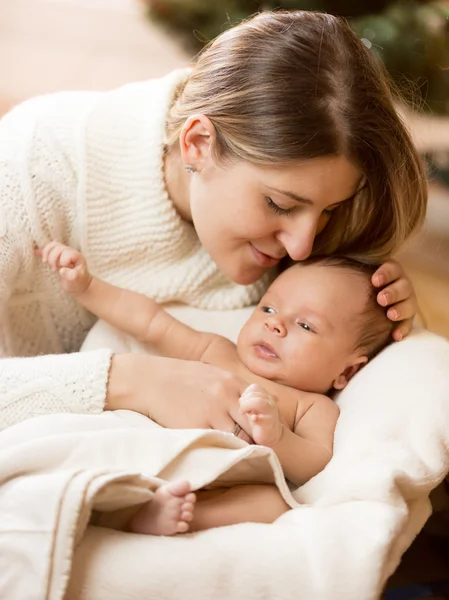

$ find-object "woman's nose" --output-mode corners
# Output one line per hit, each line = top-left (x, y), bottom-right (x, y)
(276, 218), (317, 261)
(264, 316), (287, 337)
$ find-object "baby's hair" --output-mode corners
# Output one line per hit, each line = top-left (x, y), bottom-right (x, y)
(166, 10), (427, 264)
(300, 255), (394, 360)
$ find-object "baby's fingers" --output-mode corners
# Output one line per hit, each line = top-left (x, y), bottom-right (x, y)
(240, 393), (275, 414)
(240, 383), (271, 399)
(40, 241), (62, 265)
(58, 247), (82, 269)
(58, 264), (91, 295)
(48, 244), (70, 271)
(59, 265), (82, 281)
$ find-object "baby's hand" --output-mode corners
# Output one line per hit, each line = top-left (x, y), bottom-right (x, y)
(239, 384), (283, 447)
(37, 242), (92, 296)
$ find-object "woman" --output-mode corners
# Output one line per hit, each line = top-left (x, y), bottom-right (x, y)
(0, 11), (426, 434)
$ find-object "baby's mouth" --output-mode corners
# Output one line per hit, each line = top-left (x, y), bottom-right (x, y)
(254, 342), (279, 360)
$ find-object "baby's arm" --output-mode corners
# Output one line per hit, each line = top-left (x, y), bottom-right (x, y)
(240, 385), (339, 486)
(39, 242), (218, 361)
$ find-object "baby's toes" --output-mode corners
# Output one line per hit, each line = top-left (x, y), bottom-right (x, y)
(165, 480), (191, 498)
(185, 492), (196, 505)
(176, 520), (190, 533)
(180, 494), (196, 522)
(181, 509), (194, 523)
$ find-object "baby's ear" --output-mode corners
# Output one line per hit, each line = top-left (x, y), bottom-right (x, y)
(332, 356), (368, 390)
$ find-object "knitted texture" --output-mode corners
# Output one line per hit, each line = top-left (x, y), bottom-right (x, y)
(80, 70), (270, 307)
(0, 70), (269, 429)
(0, 350), (112, 429)
(0, 91), (100, 358)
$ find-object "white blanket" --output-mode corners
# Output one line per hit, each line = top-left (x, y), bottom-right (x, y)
(0, 410), (297, 600)
(1, 306), (449, 600)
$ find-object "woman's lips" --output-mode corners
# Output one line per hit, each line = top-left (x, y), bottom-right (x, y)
(250, 244), (282, 268)
(254, 343), (278, 360)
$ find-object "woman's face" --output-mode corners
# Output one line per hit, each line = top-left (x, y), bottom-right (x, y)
(189, 154), (363, 285)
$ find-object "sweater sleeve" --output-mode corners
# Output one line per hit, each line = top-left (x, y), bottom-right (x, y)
(0, 94), (113, 431)
(0, 349), (112, 430)
(0, 254), (111, 434)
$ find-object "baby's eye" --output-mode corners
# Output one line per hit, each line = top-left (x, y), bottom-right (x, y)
(297, 322), (315, 333)
(261, 306), (275, 314)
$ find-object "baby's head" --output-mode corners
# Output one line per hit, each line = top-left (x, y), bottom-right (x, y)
(237, 256), (393, 394)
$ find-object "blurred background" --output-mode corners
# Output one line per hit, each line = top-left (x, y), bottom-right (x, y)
(0, 3), (448, 594)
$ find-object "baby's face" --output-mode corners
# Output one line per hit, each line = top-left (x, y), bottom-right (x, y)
(237, 264), (369, 393)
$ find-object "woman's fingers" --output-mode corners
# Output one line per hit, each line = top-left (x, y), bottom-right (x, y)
(372, 259), (418, 340)
(112, 357), (257, 442)
(227, 408), (254, 443)
(391, 318), (414, 341)
(385, 298), (416, 322)
(219, 412), (253, 443)
(200, 373), (254, 442)
(376, 278), (414, 310)
(381, 296), (416, 340)
(372, 259), (403, 288)
(380, 290), (417, 339)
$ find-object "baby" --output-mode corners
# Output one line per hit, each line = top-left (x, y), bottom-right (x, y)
(39, 242), (393, 535)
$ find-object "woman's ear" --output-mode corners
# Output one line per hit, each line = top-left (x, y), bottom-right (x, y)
(179, 115), (216, 171)
(332, 355), (368, 390)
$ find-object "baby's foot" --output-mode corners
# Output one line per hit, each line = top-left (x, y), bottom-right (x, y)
(129, 480), (196, 536)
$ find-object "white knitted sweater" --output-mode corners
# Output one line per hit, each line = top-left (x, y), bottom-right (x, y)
(0, 70), (268, 430)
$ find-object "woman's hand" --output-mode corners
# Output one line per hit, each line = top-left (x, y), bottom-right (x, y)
(106, 354), (253, 443)
(372, 259), (417, 341)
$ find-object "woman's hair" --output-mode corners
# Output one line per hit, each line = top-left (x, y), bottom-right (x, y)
(166, 10), (427, 263)
(300, 255), (394, 359)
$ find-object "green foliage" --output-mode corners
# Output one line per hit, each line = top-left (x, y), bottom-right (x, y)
(144, 0), (449, 113)
(145, 0), (395, 48)
(352, 2), (449, 112)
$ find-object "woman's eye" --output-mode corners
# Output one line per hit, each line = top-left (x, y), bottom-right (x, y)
(323, 205), (338, 215)
(266, 197), (295, 216)
(261, 306), (275, 314)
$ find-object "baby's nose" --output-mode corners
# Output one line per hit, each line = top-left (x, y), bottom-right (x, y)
(264, 316), (286, 337)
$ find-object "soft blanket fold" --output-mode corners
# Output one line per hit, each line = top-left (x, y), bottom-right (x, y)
(1, 327), (449, 600)
(0, 410), (297, 600)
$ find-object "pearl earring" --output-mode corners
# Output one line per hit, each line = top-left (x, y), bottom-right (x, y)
(185, 164), (196, 174)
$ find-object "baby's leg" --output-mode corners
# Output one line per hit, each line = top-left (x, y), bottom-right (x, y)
(128, 480), (196, 536)
(190, 484), (290, 532)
